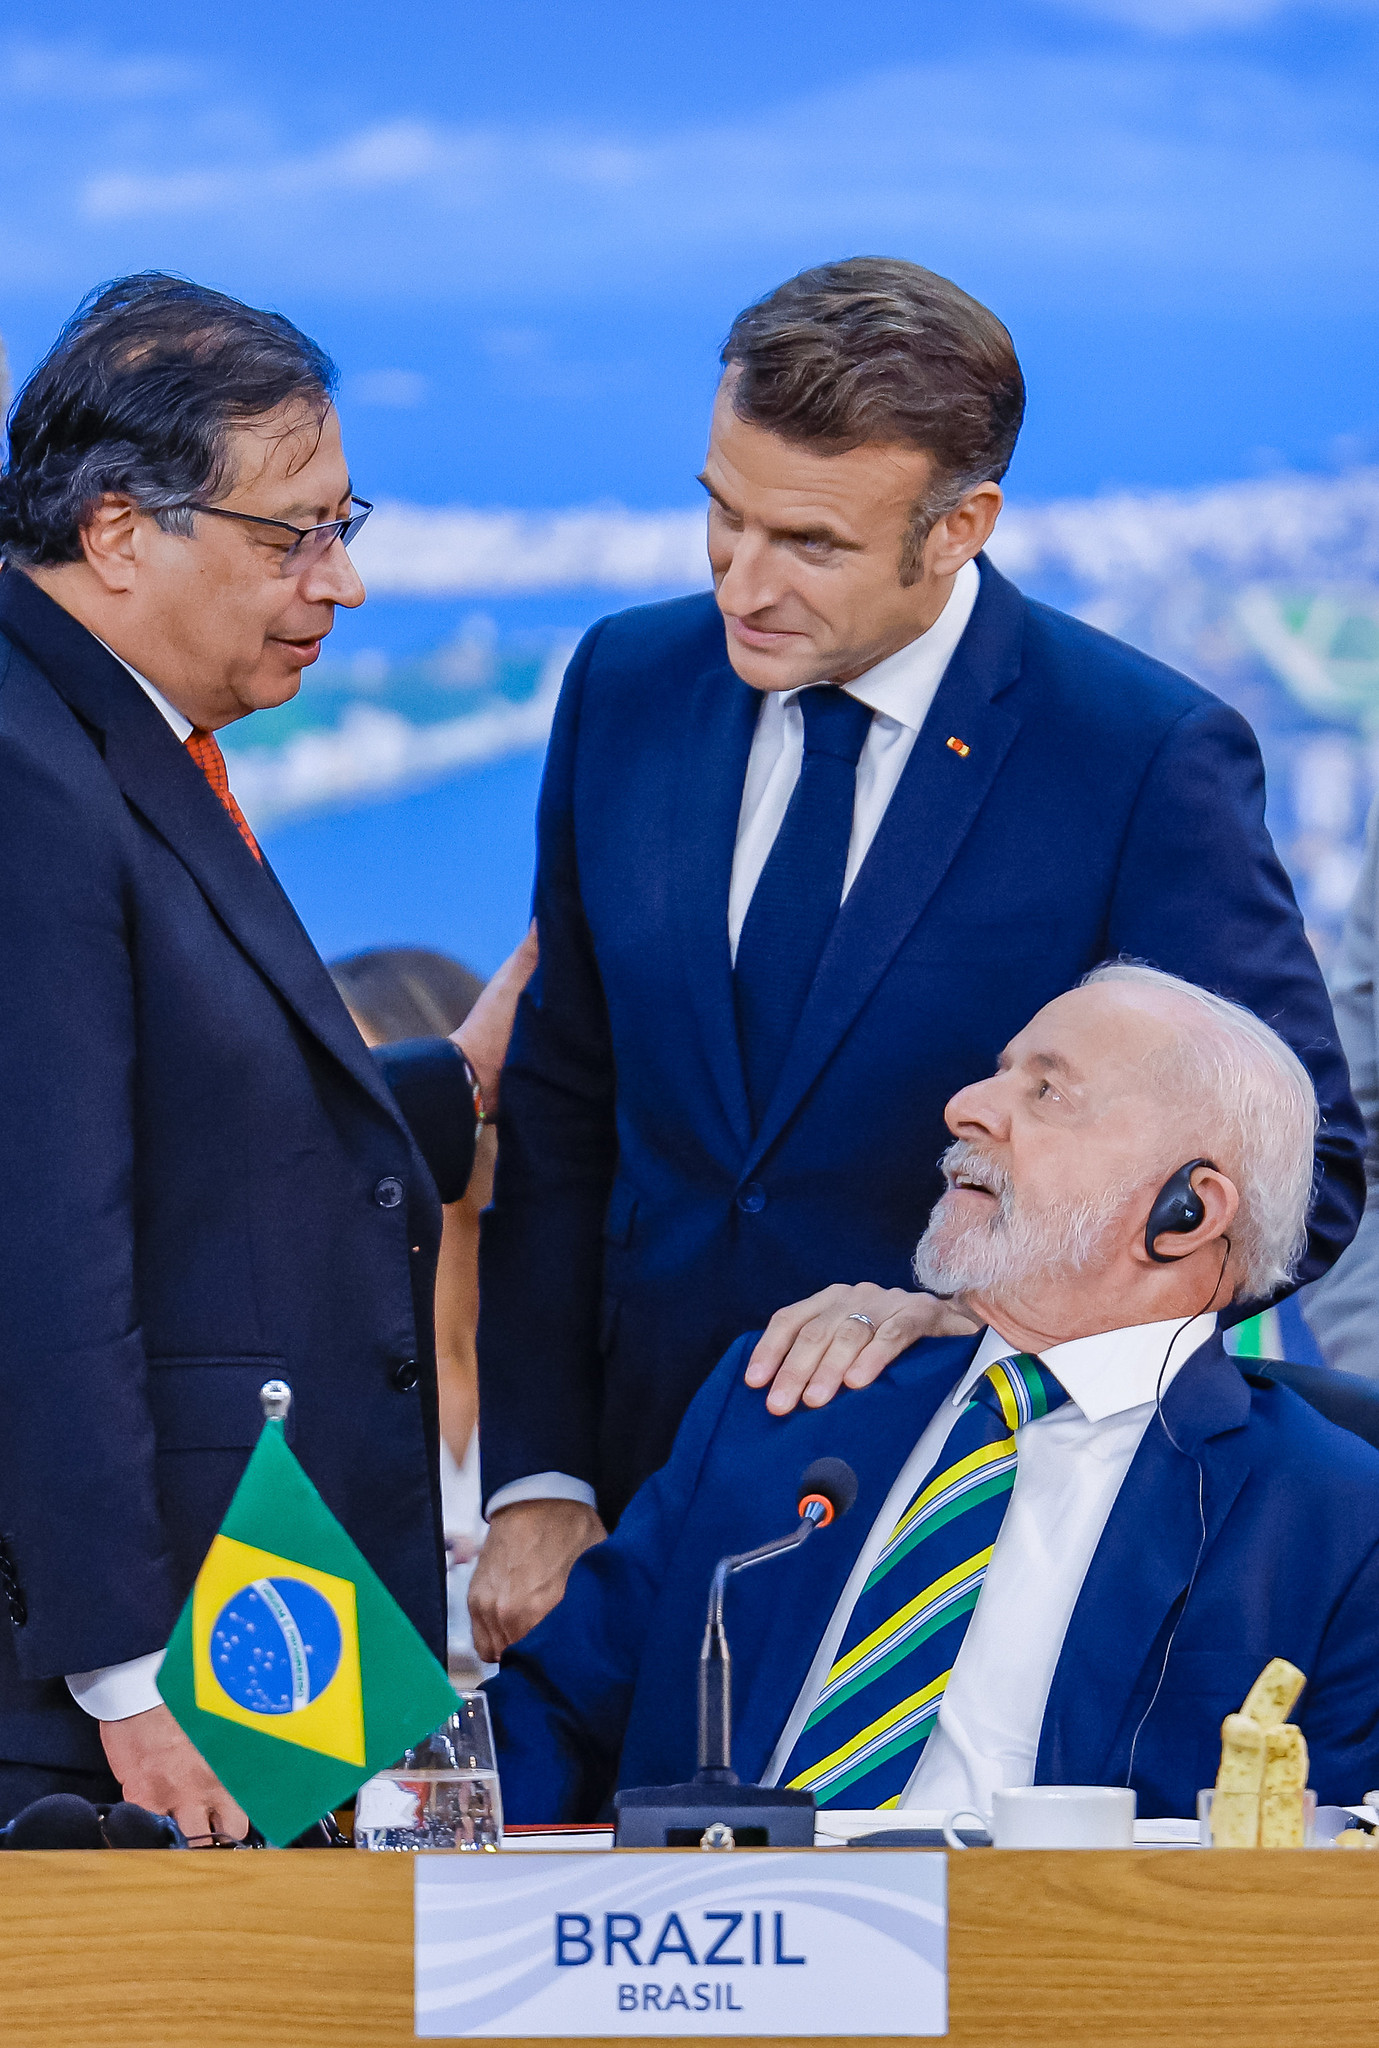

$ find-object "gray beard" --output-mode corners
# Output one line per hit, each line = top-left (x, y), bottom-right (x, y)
(913, 1141), (1133, 1298)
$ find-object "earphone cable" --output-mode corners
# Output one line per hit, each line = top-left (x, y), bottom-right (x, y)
(1122, 1235), (1231, 1792)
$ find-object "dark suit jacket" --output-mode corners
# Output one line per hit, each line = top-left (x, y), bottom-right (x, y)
(0, 572), (476, 1770)
(488, 1330), (1379, 1821)
(478, 559), (1364, 1524)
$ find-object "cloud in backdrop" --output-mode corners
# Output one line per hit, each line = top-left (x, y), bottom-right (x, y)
(1051, 0), (1378, 26)
(4, 0), (1378, 1042)
(54, 58), (1374, 317)
(1, 0), (1376, 505)
(349, 468), (1379, 596)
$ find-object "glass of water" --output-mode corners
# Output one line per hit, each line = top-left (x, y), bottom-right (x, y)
(354, 1693), (503, 1851)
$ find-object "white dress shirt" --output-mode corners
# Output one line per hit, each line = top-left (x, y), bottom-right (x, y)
(762, 1313), (1218, 1813)
(65, 648), (188, 1724)
(97, 639), (194, 741)
(489, 560), (982, 1517)
(727, 556), (980, 957)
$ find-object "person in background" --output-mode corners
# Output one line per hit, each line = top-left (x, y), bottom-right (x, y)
(332, 942), (536, 1677)
(333, 945), (487, 1047)
(1304, 796), (1379, 1378)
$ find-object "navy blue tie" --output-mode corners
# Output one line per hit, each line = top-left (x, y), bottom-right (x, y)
(734, 685), (875, 1126)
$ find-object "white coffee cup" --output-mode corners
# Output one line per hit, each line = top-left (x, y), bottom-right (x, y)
(943, 1785), (1136, 1849)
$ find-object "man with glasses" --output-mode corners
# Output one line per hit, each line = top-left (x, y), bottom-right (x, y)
(0, 275), (524, 1835)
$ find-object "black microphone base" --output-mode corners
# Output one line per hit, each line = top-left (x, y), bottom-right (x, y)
(614, 1780), (816, 1848)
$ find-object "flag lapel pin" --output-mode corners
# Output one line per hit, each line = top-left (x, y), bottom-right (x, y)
(946, 736), (971, 758)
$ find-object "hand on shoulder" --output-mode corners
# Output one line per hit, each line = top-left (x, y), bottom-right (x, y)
(744, 1284), (980, 1415)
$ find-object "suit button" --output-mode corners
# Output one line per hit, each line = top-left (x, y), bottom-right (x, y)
(373, 1176), (405, 1208)
(735, 1183), (767, 1215)
(390, 1357), (419, 1392)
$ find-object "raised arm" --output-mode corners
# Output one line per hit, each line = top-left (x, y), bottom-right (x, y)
(371, 925), (539, 1203)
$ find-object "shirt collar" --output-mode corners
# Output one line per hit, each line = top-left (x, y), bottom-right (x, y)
(93, 636), (194, 743)
(957, 1313), (1220, 1424)
(782, 555), (981, 734)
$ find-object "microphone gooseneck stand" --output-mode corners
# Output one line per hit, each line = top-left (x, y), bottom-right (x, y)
(615, 1457), (857, 1848)
(697, 1503), (833, 1784)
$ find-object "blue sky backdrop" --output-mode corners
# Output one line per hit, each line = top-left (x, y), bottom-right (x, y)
(5, 5), (1377, 1369)
(4, 1), (1379, 1029)
(3, 0), (1377, 510)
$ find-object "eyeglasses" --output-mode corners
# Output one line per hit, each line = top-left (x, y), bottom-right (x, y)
(170, 495), (373, 569)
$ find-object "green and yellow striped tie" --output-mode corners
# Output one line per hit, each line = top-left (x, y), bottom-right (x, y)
(780, 1353), (1069, 1807)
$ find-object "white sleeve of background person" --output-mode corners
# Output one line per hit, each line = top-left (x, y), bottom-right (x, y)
(485, 1473), (599, 1515)
(66, 1650), (167, 1721)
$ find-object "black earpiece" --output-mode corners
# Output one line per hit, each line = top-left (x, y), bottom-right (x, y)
(1144, 1159), (1215, 1261)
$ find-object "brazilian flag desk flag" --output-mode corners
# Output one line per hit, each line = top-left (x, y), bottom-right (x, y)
(158, 1380), (459, 1846)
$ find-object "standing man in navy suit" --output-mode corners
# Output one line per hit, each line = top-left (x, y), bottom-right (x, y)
(0, 277), (526, 1831)
(472, 257), (1364, 1663)
(488, 971), (1379, 1822)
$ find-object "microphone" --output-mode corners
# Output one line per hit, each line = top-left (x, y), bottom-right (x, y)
(102, 1801), (182, 1849)
(0, 1795), (185, 1851)
(799, 1457), (860, 1524)
(615, 1456), (858, 1848)
(1, 1795), (106, 1850)
(698, 1460), (858, 1782)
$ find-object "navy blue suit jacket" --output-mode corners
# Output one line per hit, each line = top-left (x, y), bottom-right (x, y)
(0, 573), (476, 1770)
(479, 561), (1364, 1523)
(488, 1331), (1379, 1821)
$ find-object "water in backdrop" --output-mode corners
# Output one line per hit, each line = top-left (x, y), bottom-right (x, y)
(232, 471), (1379, 983)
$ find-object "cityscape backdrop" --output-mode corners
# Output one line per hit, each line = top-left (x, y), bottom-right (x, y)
(226, 469), (1379, 980)
(2, 1), (1378, 983)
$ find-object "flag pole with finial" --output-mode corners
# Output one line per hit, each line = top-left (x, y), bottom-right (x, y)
(259, 1380), (292, 1424)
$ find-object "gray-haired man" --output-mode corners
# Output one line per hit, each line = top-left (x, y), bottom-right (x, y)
(0, 276), (527, 1832)
(487, 968), (1379, 1823)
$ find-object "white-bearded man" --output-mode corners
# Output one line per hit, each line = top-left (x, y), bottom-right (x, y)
(487, 964), (1379, 1822)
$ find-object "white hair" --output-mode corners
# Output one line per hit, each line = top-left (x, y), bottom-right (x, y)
(1083, 962), (1318, 1299)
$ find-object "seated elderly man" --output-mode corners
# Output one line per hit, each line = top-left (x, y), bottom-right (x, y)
(487, 964), (1379, 1820)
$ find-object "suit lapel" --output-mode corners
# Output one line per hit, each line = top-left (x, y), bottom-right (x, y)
(0, 574), (407, 1134)
(731, 1337), (983, 1781)
(670, 653), (761, 1150)
(109, 725), (408, 1128)
(742, 558), (1026, 1176)
(1036, 1336), (1252, 1785)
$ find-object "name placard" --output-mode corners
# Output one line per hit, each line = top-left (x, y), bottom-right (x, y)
(414, 1850), (947, 2038)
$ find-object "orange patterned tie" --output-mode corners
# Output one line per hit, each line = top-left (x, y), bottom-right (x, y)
(184, 728), (262, 863)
